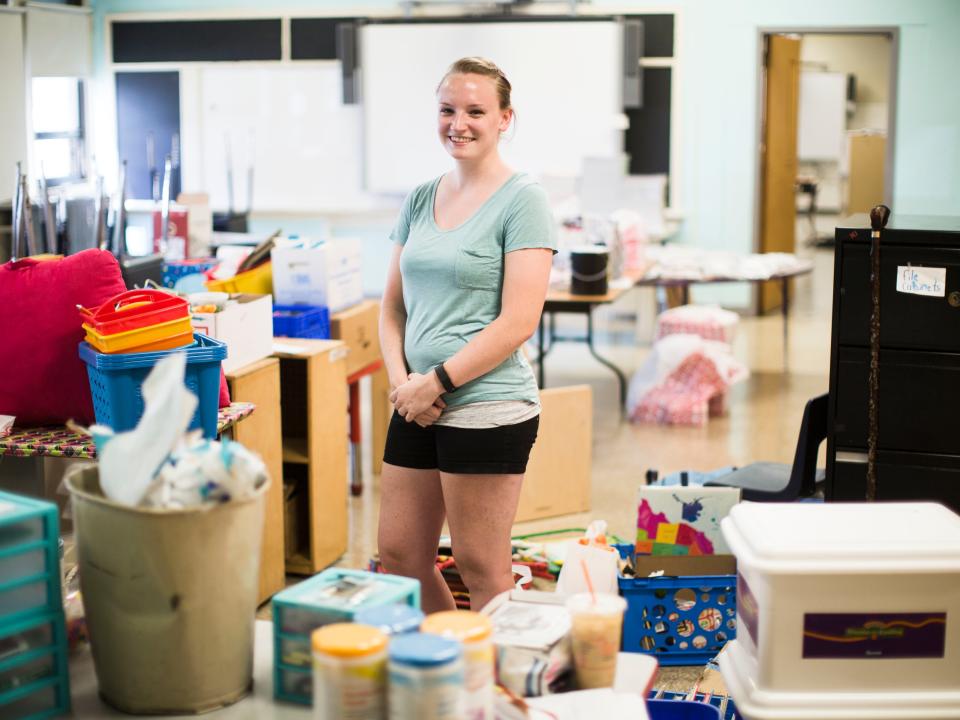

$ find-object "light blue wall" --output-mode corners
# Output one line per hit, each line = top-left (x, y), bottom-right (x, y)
(92, 0), (960, 304)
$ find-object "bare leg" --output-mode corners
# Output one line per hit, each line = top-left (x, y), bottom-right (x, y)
(378, 462), (456, 613)
(440, 472), (524, 612)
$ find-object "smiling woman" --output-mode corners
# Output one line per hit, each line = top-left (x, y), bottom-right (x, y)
(376, 57), (558, 614)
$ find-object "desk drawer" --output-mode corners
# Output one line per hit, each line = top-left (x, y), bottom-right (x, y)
(833, 347), (960, 455)
(837, 243), (960, 351)
(830, 449), (960, 513)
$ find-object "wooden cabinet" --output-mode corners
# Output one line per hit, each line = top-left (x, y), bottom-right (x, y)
(827, 215), (960, 512)
(225, 358), (285, 604)
(272, 339), (349, 575)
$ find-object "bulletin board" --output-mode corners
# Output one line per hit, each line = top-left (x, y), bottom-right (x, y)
(360, 20), (624, 194)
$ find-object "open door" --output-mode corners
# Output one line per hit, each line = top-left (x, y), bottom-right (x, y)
(758, 34), (801, 314)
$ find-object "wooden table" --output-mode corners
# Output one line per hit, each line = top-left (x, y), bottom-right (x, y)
(635, 261), (815, 364)
(538, 281), (637, 411)
(0, 403), (256, 459)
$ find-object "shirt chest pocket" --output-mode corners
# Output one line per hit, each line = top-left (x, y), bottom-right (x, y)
(454, 243), (501, 291)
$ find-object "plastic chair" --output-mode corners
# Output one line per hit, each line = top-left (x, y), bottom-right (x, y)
(704, 393), (829, 501)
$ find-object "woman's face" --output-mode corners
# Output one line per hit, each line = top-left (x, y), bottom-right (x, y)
(436, 73), (512, 162)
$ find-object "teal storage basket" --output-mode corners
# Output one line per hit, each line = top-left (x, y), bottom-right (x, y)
(272, 568), (420, 705)
(78, 333), (226, 438)
(0, 492), (61, 625)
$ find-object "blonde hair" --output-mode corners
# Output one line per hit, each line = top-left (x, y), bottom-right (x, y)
(438, 57), (513, 111)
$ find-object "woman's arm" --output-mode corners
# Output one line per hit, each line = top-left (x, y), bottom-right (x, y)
(390, 247), (553, 421)
(380, 243), (446, 427)
(379, 243), (410, 392)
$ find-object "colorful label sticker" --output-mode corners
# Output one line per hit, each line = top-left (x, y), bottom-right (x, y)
(737, 574), (759, 647)
(803, 612), (947, 659)
(655, 522), (679, 544)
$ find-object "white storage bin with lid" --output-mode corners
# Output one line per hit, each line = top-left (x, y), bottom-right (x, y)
(718, 502), (960, 720)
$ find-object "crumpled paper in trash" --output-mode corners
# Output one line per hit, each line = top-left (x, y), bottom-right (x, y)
(91, 353), (265, 509)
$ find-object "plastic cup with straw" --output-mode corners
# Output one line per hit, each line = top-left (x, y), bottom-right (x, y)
(565, 557), (627, 689)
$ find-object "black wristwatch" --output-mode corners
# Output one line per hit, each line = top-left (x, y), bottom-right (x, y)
(434, 363), (457, 393)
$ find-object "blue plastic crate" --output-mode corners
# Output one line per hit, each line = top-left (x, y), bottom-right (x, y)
(615, 544), (736, 666)
(272, 568), (420, 705)
(79, 333), (226, 439)
(648, 692), (739, 720)
(272, 305), (330, 339)
(647, 698), (722, 719)
(0, 493), (61, 625)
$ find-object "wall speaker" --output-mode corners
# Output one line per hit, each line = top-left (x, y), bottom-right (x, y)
(337, 22), (360, 105)
(623, 19), (644, 109)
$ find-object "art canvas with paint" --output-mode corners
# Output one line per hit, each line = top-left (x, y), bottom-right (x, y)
(636, 485), (741, 555)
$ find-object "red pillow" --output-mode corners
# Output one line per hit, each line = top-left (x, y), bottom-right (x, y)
(0, 249), (127, 425)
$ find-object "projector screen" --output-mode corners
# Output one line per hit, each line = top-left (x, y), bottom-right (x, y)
(360, 21), (624, 195)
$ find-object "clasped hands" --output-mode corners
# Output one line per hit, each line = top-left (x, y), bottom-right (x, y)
(390, 372), (446, 427)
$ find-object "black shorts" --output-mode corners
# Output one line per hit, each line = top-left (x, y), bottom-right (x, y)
(383, 411), (540, 475)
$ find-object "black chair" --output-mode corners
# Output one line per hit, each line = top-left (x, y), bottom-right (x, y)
(704, 393), (829, 501)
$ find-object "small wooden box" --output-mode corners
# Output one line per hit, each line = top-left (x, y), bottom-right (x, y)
(330, 299), (381, 377)
(515, 385), (592, 522)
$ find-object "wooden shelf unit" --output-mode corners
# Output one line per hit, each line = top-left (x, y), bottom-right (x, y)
(273, 339), (349, 574)
(224, 357), (285, 604)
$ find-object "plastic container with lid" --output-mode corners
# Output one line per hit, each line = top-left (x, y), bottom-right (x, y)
(388, 632), (464, 720)
(718, 502), (960, 720)
(420, 611), (493, 720)
(353, 603), (424, 637)
(311, 623), (387, 720)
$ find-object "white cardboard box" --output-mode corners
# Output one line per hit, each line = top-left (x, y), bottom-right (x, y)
(271, 239), (363, 313)
(191, 294), (274, 374)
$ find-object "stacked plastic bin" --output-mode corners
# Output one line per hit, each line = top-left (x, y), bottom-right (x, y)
(78, 334), (227, 438)
(0, 491), (69, 719)
(80, 289), (194, 354)
(272, 568), (420, 705)
(272, 305), (330, 339)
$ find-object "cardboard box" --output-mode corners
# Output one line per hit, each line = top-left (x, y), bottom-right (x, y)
(516, 385), (592, 522)
(330, 299), (381, 377)
(271, 239), (363, 313)
(191, 294), (273, 374)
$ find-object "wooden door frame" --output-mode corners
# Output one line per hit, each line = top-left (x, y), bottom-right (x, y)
(751, 27), (899, 266)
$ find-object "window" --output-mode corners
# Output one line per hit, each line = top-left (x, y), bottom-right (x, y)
(32, 77), (85, 184)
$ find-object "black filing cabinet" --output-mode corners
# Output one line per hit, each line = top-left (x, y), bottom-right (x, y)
(827, 215), (960, 512)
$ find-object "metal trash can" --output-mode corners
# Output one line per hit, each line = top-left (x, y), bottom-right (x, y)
(65, 463), (268, 714)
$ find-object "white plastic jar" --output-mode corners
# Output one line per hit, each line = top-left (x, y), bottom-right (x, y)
(387, 632), (464, 720)
(312, 623), (388, 720)
(420, 610), (494, 720)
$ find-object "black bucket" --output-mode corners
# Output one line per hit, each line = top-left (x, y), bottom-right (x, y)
(570, 246), (609, 295)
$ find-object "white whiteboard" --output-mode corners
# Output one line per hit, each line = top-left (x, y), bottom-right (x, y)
(195, 65), (366, 212)
(797, 71), (847, 162)
(361, 22), (624, 194)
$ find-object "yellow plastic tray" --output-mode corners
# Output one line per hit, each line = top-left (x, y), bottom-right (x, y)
(83, 315), (194, 354)
(206, 261), (273, 295)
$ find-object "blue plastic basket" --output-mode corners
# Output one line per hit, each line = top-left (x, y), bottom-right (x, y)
(615, 544), (736, 666)
(647, 699), (722, 719)
(272, 305), (330, 339)
(79, 334), (227, 439)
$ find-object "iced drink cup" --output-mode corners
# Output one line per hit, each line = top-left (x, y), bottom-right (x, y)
(565, 592), (627, 689)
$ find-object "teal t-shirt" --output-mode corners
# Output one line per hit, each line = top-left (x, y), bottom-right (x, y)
(390, 172), (557, 409)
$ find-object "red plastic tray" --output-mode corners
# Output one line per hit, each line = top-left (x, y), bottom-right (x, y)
(78, 289), (188, 336)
